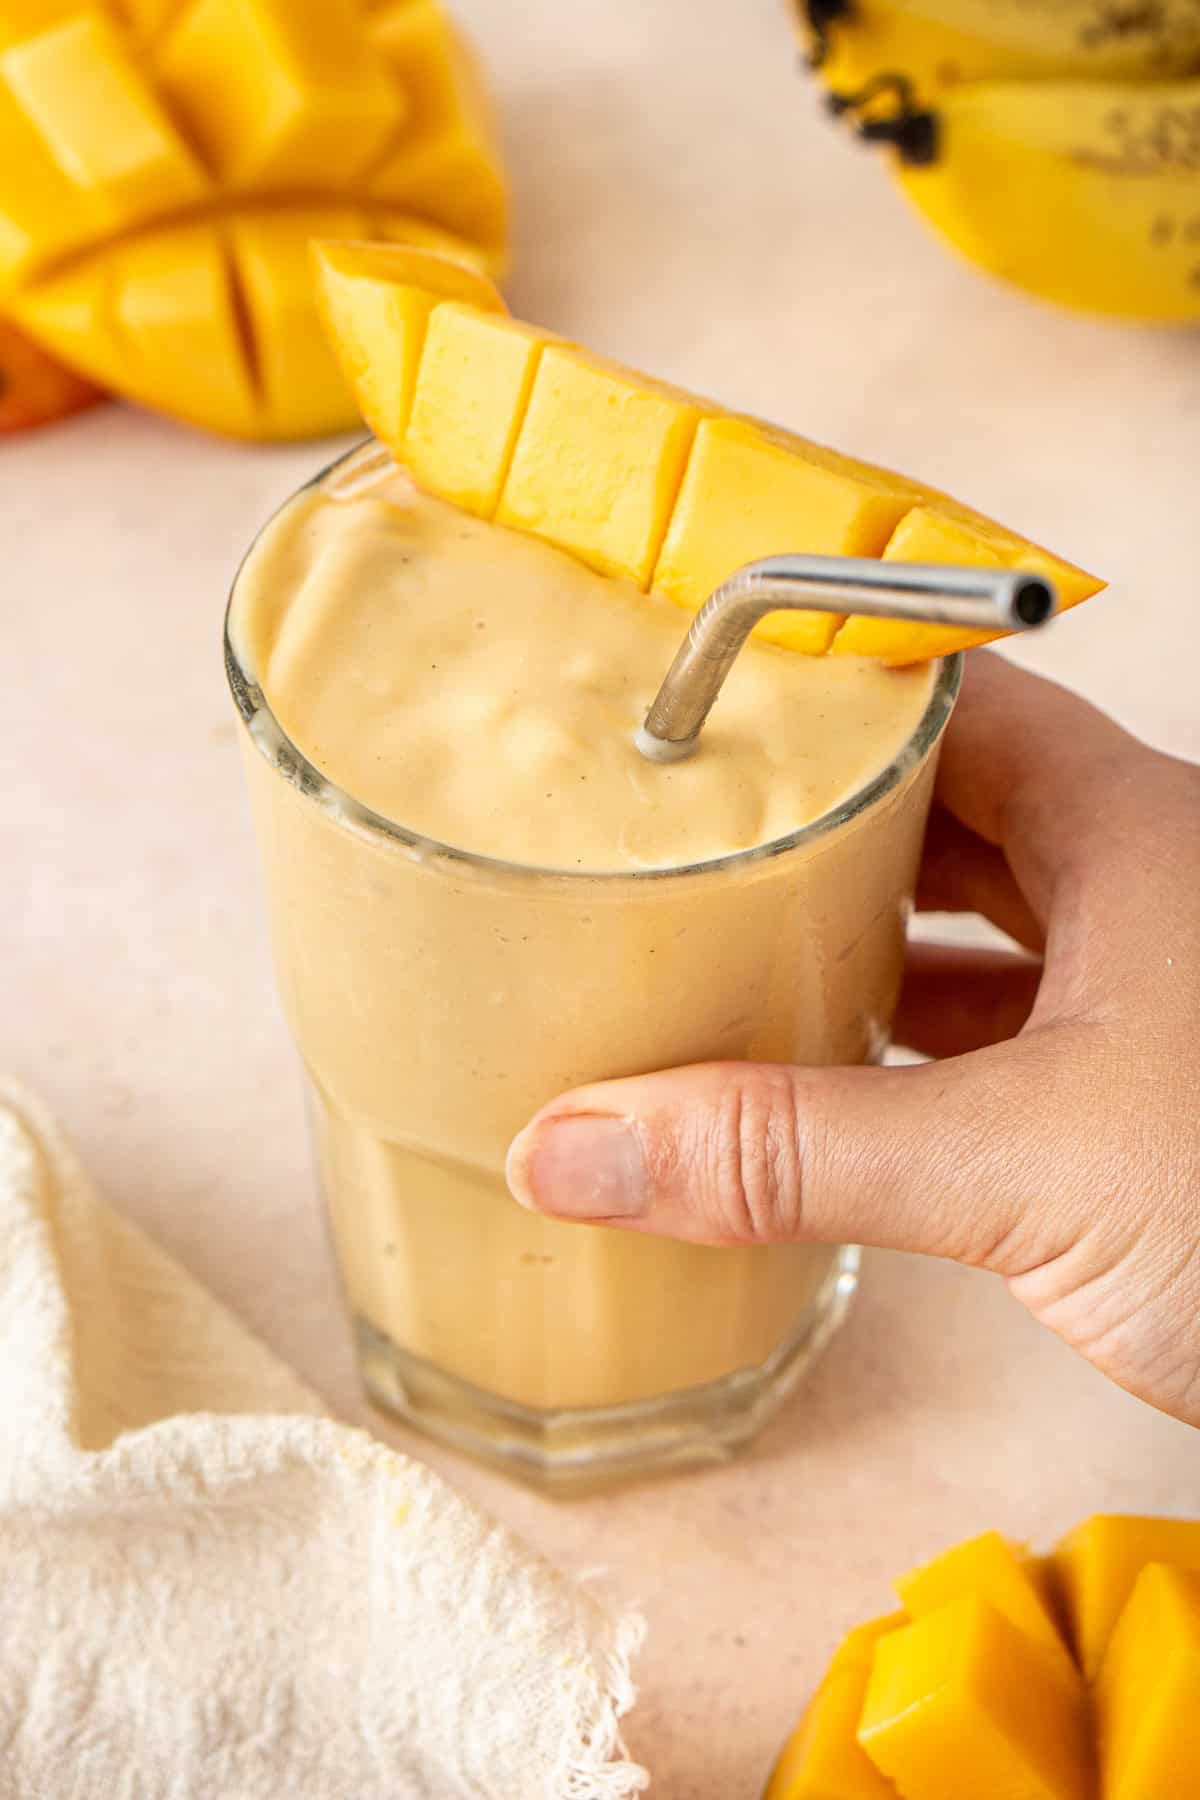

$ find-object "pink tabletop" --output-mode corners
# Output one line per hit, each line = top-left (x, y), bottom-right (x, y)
(5, 2), (1199, 1792)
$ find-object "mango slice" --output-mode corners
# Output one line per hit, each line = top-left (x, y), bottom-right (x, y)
(765, 1614), (904, 1800)
(313, 240), (505, 453)
(313, 248), (1104, 660)
(0, 0), (507, 438)
(497, 346), (705, 587)
(407, 306), (556, 516)
(1055, 1514), (1200, 1681)
(859, 1598), (1091, 1800)
(1095, 1563), (1200, 1799)
(895, 1529), (1072, 1674)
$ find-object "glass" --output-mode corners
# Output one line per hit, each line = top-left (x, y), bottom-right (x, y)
(226, 444), (961, 1489)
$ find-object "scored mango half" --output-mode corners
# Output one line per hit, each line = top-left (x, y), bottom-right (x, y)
(767, 1517), (1200, 1799)
(313, 241), (1103, 664)
(0, 0), (507, 439)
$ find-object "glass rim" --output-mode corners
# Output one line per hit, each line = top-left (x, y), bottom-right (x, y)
(224, 441), (963, 888)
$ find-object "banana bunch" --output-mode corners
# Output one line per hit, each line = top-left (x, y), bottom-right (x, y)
(795, 0), (1200, 322)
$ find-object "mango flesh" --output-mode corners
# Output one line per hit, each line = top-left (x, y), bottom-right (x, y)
(498, 346), (706, 588)
(859, 1597), (1091, 1800)
(314, 241), (505, 454)
(1055, 1514), (1200, 1681)
(895, 1529), (1073, 1674)
(0, 0), (507, 438)
(313, 243), (1104, 663)
(1095, 1563), (1200, 1799)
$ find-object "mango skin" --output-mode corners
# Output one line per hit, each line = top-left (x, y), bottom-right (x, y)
(0, 315), (100, 431)
(0, 0), (508, 439)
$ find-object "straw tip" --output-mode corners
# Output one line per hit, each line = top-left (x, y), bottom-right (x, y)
(634, 724), (697, 764)
(1011, 575), (1056, 628)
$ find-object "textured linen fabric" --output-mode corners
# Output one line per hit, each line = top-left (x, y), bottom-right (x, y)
(0, 1080), (647, 1800)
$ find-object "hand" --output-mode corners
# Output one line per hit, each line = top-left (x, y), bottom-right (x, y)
(506, 653), (1200, 1425)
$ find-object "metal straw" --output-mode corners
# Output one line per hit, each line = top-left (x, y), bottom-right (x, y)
(636, 554), (1056, 762)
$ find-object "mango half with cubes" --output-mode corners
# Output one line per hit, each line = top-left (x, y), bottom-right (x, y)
(313, 241), (1103, 664)
(764, 1514), (1200, 1800)
(0, 0), (506, 439)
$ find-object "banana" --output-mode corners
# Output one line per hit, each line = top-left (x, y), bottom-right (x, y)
(797, 0), (1200, 99)
(869, 78), (1200, 320)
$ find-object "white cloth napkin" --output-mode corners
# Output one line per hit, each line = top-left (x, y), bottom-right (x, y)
(0, 1079), (647, 1800)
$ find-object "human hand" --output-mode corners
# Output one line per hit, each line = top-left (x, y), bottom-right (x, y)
(507, 653), (1200, 1424)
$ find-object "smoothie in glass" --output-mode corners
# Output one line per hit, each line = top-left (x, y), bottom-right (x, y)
(226, 441), (955, 1484)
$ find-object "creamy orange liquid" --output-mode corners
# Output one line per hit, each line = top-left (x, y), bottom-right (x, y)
(230, 450), (939, 1416)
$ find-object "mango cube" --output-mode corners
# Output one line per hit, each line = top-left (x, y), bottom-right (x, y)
(9, 256), (122, 389)
(0, 1), (81, 55)
(1095, 1563), (1200, 1799)
(112, 221), (261, 435)
(156, 0), (405, 188)
(824, 1613), (908, 1681)
(368, 2), (506, 249)
(859, 1598), (1091, 1800)
(369, 0), (471, 142)
(231, 208), (373, 439)
(0, 66), (103, 283)
(1055, 1514), (1200, 1681)
(498, 346), (704, 587)
(895, 1529), (1072, 1674)
(2, 13), (209, 228)
(653, 419), (918, 655)
(407, 307), (555, 516)
(313, 239), (505, 451)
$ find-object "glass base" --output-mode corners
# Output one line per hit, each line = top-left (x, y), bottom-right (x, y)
(356, 1244), (860, 1491)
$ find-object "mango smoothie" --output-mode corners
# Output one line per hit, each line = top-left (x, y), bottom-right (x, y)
(226, 441), (953, 1482)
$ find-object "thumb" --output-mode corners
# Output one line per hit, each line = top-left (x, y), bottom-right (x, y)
(505, 1035), (1086, 1273)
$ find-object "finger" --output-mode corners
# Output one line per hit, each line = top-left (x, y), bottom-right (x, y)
(505, 1030), (1090, 1274)
(917, 804), (1044, 949)
(894, 942), (1043, 1059)
(935, 653), (1149, 919)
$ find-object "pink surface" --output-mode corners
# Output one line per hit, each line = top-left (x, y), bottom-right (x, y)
(4, 2), (1199, 1792)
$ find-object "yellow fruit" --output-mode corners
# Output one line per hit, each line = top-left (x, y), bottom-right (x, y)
(895, 1529), (1073, 1673)
(0, 0), (507, 438)
(833, 500), (1101, 663)
(858, 1597), (1092, 1800)
(822, 66), (1200, 326)
(315, 245), (1103, 661)
(1095, 1563), (1200, 1799)
(1055, 1513), (1200, 1680)
(764, 1614), (904, 1800)
(313, 240), (505, 454)
(498, 346), (707, 588)
(797, 0), (1200, 103)
(408, 306), (558, 516)
(895, 80), (1200, 323)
